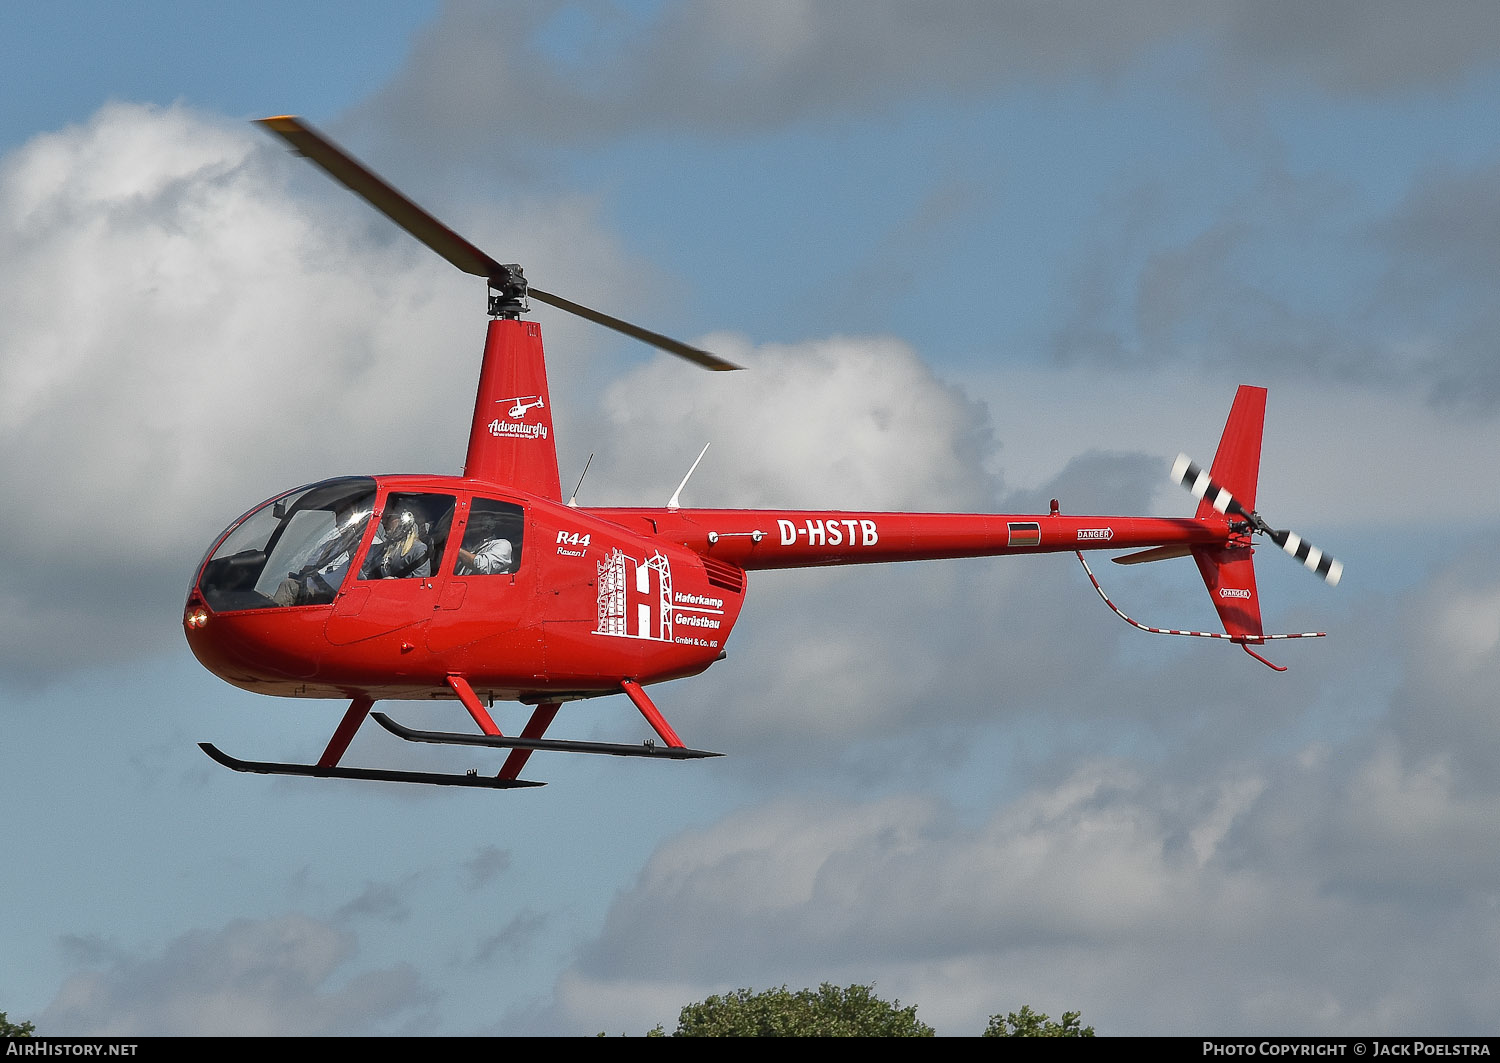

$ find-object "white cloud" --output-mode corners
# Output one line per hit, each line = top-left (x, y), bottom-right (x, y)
(0, 103), (458, 672)
(0, 101), (654, 677)
(1386, 552), (1500, 777)
(584, 333), (998, 510)
(40, 915), (432, 1036)
(363, 1), (1500, 165)
(547, 739), (1500, 1034)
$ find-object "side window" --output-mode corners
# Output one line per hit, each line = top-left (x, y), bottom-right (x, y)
(359, 492), (457, 580)
(454, 498), (524, 576)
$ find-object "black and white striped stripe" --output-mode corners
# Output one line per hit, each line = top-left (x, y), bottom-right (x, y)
(1171, 453), (1249, 519)
(1171, 453), (1343, 586)
(1266, 529), (1343, 586)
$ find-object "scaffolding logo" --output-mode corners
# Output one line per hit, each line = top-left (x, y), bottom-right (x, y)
(595, 547), (673, 641)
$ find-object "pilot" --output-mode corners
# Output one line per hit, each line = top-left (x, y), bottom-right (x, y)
(456, 537), (513, 575)
(364, 503), (432, 579)
(272, 503), (368, 605)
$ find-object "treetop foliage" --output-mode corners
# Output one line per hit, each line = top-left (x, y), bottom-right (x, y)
(632, 982), (1095, 1037)
(0, 1011), (36, 1037)
(983, 1004), (1095, 1037)
(659, 982), (934, 1037)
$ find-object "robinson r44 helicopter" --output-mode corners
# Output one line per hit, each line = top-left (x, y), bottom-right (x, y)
(184, 116), (1342, 790)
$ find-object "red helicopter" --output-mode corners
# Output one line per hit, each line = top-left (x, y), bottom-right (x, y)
(184, 116), (1342, 790)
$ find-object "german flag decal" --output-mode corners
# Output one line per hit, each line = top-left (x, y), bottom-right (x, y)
(1007, 521), (1041, 547)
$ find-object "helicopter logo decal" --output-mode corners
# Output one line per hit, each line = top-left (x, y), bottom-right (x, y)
(501, 395), (546, 419)
(488, 395), (549, 439)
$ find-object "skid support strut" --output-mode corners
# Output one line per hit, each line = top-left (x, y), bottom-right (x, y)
(317, 695), (374, 767)
(620, 679), (686, 748)
(446, 675), (502, 736)
(499, 703), (561, 781)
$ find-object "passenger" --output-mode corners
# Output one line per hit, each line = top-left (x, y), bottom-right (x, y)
(456, 537), (513, 575)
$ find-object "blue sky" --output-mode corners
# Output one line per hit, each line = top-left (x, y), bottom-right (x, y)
(4, 0), (1500, 1036)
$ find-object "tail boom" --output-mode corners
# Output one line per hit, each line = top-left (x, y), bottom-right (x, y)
(592, 508), (1232, 570)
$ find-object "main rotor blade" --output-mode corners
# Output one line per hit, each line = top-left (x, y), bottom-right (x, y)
(256, 115), (740, 371)
(527, 286), (739, 371)
(257, 115), (502, 282)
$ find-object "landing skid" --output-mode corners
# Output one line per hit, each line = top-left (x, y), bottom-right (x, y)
(199, 679), (716, 789)
(371, 712), (723, 760)
(198, 742), (545, 789)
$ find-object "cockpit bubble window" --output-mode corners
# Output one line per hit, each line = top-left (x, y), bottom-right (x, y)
(359, 492), (457, 581)
(454, 498), (524, 575)
(198, 477), (376, 611)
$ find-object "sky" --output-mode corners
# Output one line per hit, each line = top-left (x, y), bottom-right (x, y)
(3, 0), (1500, 1037)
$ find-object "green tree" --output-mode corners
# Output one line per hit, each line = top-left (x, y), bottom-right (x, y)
(665, 982), (934, 1036)
(0, 1011), (36, 1037)
(983, 1004), (1094, 1037)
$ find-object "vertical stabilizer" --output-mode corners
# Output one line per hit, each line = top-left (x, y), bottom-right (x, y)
(1197, 385), (1265, 519)
(464, 319), (562, 500)
(1192, 385), (1267, 645)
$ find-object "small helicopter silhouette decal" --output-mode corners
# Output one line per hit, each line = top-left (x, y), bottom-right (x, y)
(503, 395), (545, 419)
(184, 116), (1341, 790)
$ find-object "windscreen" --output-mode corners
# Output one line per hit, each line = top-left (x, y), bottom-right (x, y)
(197, 478), (377, 611)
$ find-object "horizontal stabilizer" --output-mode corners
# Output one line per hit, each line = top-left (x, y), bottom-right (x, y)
(1112, 545), (1194, 566)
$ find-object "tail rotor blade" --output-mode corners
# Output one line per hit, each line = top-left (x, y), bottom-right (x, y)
(1171, 453), (1250, 520)
(1171, 453), (1342, 586)
(1266, 529), (1344, 586)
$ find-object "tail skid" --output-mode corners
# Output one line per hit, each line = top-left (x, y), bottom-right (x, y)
(1076, 552), (1325, 671)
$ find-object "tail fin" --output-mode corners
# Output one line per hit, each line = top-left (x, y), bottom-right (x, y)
(1191, 386), (1270, 660)
(1196, 385), (1265, 518)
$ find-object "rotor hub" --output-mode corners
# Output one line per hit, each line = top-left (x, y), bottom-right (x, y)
(487, 263), (529, 319)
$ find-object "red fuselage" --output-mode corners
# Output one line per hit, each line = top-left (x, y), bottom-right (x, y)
(183, 471), (1232, 704)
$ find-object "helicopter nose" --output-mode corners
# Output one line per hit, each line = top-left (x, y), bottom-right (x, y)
(182, 591), (326, 688)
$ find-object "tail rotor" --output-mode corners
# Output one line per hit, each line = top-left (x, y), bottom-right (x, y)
(1171, 453), (1343, 587)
